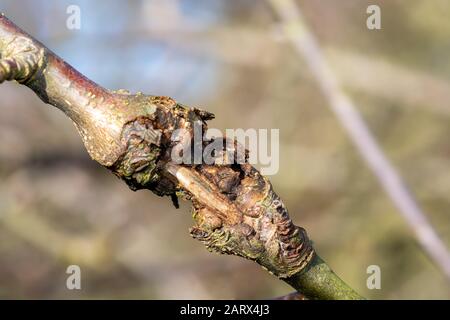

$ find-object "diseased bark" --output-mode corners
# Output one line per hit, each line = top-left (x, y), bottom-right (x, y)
(0, 13), (363, 299)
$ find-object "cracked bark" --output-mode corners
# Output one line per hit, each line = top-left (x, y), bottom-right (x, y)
(0, 14), (363, 300)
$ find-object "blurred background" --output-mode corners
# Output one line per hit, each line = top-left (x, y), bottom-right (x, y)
(1, 0), (450, 299)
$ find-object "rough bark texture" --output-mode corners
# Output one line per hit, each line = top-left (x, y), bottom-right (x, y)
(0, 13), (363, 299)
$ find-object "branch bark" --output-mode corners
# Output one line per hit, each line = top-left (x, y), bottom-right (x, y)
(0, 13), (363, 300)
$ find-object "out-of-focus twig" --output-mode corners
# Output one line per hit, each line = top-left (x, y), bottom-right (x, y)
(47, 25), (450, 115)
(268, 0), (450, 282)
(326, 48), (450, 116)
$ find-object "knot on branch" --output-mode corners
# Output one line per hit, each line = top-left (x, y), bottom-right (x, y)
(189, 163), (315, 278)
(106, 93), (315, 278)
(112, 117), (162, 190)
(110, 95), (214, 197)
(0, 36), (45, 84)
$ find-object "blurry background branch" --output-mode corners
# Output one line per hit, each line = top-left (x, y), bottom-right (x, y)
(267, 0), (450, 282)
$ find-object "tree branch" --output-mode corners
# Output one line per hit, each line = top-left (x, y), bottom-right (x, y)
(267, 0), (450, 282)
(0, 13), (362, 300)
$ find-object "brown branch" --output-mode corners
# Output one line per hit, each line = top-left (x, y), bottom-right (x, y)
(0, 13), (363, 299)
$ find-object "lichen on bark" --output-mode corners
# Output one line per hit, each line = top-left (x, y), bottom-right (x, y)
(189, 163), (315, 278)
